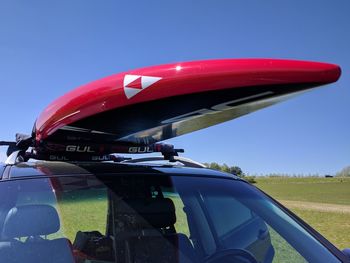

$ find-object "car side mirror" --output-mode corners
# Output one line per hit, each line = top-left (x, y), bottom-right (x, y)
(343, 248), (350, 260)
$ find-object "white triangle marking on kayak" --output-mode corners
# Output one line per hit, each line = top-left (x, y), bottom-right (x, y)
(141, 76), (162, 90)
(123, 74), (162, 99)
(124, 87), (142, 99)
(124, 75), (141, 87)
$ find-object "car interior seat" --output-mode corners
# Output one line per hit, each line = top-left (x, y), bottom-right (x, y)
(115, 198), (197, 263)
(0, 204), (74, 263)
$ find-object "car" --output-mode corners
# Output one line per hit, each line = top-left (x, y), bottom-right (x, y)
(0, 59), (348, 262)
(0, 157), (349, 263)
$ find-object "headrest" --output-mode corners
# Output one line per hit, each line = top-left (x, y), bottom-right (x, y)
(2, 205), (60, 239)
(118, 198), (176, 228)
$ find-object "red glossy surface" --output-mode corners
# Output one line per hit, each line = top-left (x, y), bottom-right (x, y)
(35, 59), (341, 142)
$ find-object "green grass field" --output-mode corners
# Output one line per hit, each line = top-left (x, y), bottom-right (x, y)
(255, 177), (350, 249)
(256, 177), (350, 205)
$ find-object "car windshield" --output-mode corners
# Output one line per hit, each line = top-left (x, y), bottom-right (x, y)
(0, 173), (341, 263)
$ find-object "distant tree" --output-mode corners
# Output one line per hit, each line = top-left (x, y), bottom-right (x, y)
(221, 163), (230, 173)
(207, 162), (221, 171)
(336, 166), (350, 177)
(204, 162), (245, 178)
(229, 166), (245, 177)
(245, 176), (257, 184)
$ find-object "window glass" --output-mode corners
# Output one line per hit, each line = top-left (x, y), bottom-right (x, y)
(163, 191), (190, 237)
(269, 226), (307, 263)
(57, 188), (108, 241)
(0, 175), (342, 263)
(204, 195), (253, 237)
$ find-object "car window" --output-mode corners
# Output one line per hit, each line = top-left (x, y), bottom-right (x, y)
(268, 226), (307, 263)
(57, 188), (108, 241)
(175, 176), (341, 263)
(204, 195), (253, 238)
(163, 191), (191, 237)
(0, 175), (342, 263)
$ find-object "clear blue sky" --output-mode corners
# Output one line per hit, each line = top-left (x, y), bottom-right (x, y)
(0, 1), (349, 175)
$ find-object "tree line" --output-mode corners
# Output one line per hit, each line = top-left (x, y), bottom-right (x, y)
(203, 163), (350, 181)
(203, 162), (257, 183)
(204, 162), (350, 178)
(203, 162), (245, 177)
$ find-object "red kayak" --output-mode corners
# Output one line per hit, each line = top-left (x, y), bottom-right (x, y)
(31, 59), (340, 158)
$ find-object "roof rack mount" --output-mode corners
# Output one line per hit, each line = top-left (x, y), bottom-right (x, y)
(2, 138), (185, 164)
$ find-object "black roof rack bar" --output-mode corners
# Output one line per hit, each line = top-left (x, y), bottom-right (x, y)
(2, 135), (190, 164)
(0, 141), (17, 157)
(3, 148), (206, 169)
(1, 134), (33, 157)
(0, 141), (16, 146)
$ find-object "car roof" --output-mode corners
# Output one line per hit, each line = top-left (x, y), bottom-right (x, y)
(1, 160), (239, 180)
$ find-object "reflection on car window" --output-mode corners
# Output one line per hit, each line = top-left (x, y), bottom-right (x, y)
(204, 195), (253, 237)
(163, 191), (191, 237)
(268, 226), (307, 263)
(0, 175), (342, 263)
(58, 188), (108, 241)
